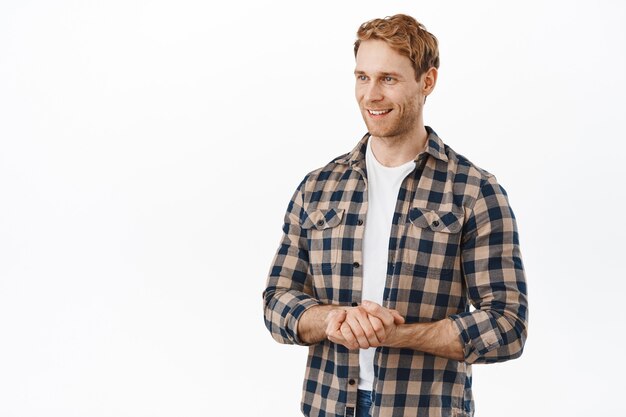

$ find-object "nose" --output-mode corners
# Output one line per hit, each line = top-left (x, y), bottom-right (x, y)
(364, 81), (383, 103)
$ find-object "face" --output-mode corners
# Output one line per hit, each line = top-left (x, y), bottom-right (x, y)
(355, 39), (429, 141)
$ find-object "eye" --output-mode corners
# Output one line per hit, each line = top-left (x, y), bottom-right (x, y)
(383, 76), (395, 83)
(357, 75), (368, 81)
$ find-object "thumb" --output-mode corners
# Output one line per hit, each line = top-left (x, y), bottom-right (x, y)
(361, 300), (380, 310)
(326, 308), (346, 322)
(391, 310), (405, 325)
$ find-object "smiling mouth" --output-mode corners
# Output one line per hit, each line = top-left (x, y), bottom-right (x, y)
(368, 109), (391, 116)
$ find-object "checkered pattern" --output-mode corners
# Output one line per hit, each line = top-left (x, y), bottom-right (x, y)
(263, 127), (528, 417)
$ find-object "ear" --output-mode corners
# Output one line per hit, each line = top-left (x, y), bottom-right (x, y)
(421, 67), (438, 97)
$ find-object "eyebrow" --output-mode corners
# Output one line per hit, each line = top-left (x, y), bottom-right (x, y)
(354, 70), (403, 78)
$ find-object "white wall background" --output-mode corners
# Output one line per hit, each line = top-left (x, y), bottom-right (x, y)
(1, 1), (625, 416)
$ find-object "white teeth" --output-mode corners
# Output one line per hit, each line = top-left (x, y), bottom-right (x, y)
(369, 110), (390, 115)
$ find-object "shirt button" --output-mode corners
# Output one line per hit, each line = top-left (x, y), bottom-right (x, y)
(432, 220), (440, 227)
(349, 379), (356, 385)
(351, 302), (358, 307)
(353, 262), (360, 268)
(357, 219), (364, 226)
(317, 219), (325, 226)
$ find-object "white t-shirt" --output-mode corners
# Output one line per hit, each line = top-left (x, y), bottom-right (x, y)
(359, 137), (416, 391)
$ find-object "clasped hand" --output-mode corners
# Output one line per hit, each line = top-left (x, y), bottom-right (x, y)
(324, 300), (405, 350)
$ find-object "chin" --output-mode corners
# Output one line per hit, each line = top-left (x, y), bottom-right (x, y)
(364, 125), (393, 138)
(362, 117), (398, 139)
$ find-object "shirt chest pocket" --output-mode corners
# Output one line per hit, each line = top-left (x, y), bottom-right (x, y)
(301, 207), (345, 273)
(400, 207), (464, 277)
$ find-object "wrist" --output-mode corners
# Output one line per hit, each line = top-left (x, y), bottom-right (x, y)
(385, 323), (410, 348)
(298, 304), (345, 344)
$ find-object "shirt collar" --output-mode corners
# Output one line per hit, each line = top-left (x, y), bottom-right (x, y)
(337, 126), (448, 166)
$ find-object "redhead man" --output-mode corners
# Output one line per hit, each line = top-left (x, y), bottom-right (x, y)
(263, 14), (528, 417)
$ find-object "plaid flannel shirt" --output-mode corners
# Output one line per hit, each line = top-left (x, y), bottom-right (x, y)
(263, 127), (528, 417)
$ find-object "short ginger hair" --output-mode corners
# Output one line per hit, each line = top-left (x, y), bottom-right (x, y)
(354, 14), (440, 80)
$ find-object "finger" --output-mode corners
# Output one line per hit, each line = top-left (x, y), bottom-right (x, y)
(367, 315), (385, 342)
(390, 309), (405, 325)
(326, 311), (349, 346)
(344, 311), (370, 349)
(327, 330), (347, 346)
(361, 300), (395, 327)
(325, 310), (346, 336)
(325, 310), (342, 328)
(353, 310), (381, 346)
(340, 321), (360, 350)
(325, 308), (345, 324)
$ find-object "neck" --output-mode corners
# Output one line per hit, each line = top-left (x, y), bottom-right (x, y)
(370, 125), (428, 167)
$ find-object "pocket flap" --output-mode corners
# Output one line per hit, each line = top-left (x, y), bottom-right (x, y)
(302, 208), (345, 230)
(408, 207), (463, 233)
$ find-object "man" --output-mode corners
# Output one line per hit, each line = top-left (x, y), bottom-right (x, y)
(263, 14), (528, 417)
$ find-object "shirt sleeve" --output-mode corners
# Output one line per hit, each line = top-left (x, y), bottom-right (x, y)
(449, 174), (529, 364)
(262, 176), (321, 345)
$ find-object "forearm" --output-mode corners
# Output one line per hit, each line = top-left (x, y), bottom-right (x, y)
(263, 285), (321, 345)
(297, 304), (346, 344)
(386, 318), (464, 361)
(449, 309), (527, 364)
